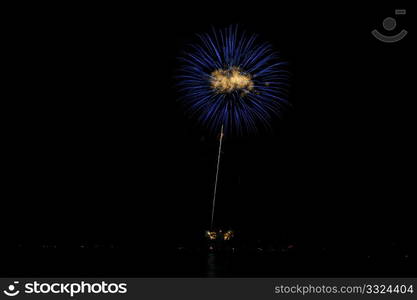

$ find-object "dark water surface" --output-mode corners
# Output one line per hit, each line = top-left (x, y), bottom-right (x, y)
(4, 243), (413, 277)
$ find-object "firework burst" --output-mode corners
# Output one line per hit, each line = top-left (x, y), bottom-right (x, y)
(178, 25), (290, 135)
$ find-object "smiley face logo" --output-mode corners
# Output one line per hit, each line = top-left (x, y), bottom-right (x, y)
(372, 9), (407, 43)
(3, 281), (20, 297)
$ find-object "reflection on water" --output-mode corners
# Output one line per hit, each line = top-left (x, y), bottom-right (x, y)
(206, 253), (234, 277)
(206, 253), (217, 277)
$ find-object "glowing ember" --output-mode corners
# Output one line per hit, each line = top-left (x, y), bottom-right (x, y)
(223, 230), (234, 241)
(206, 231), (217, 240)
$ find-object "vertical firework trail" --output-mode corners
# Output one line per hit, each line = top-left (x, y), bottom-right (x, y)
(210, 125), (224, 230)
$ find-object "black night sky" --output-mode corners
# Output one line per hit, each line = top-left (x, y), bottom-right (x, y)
(3, 2), (415, 277)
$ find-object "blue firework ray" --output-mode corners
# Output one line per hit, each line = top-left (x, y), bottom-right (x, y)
(178, 25), (290, 135)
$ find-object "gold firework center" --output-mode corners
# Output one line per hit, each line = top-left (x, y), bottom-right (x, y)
(210, 67), (254, 94)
